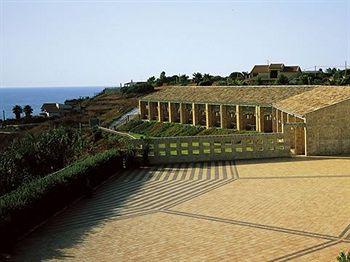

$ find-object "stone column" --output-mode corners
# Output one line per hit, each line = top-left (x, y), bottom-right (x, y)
(205, 103), (213, 129)
(168, 102), (176, 123)
(220, 105), (228, 129)
(236, 105), (244, 131)
(192, 103), (200, 126)
(260, 108), (265, 132)
(281, 112), (288, 132)
(179, 103), (186, 124)
(255, 106), (262, 132)
(272, 108), (277, 133)
(276, 109), (281, 132)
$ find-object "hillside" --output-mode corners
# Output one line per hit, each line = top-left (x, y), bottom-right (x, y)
(71, 90), (140, 126)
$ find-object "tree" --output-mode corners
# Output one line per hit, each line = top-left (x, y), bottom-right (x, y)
(229, 72), (244, 80)
(275, 74), (289, 85)
(159, 71), (166, 84)
(12, 105), (23, 120)
(199, 73), (214, 86)
(255, 76), (263, 85)
(179, 74), (189, 86)
(147, 76), (156, 85)
(192, 72), (203, 86)
(23, 105), (33, 118)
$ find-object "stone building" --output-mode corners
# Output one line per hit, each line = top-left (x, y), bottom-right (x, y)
(274, 87), (350, 156)
(249, 63), (301, 80)
(139, 85), (350, 156)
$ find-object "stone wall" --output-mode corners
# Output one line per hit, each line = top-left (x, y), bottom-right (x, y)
(134, 133), (290, 164)
(305, 99), (350, 155)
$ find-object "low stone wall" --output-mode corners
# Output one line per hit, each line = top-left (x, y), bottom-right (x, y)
(134, 133), (290, 164)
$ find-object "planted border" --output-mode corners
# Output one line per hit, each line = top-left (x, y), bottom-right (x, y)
(0, 149), (123, 251)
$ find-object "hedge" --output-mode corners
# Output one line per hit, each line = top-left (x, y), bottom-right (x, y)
(0, 149), (124, 252)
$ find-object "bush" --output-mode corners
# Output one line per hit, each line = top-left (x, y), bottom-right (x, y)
(117, 120), (204, 137)
(337, 251), (350, 262)
(275, 74), (289, 85)
(0, 149), (125, 251)
(0, 127), (85, 196)
(120, 82), (154, 95)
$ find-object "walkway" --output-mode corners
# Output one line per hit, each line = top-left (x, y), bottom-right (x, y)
(109, 107), (139, 129)
(14, 158), (350, 261)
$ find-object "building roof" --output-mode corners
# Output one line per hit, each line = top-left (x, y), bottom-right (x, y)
(274, 86), (350, 117)
(250, 65), (269, 74)
(269, 63), (284, 70)
(141, 86), (316, 107)
(283, 66), (301, 73)
(250, 63), (301, 75)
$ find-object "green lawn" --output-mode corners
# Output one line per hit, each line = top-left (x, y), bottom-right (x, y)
(117, 120), (256, 138)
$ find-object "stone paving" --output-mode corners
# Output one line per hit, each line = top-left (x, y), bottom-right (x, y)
(14, 158), (350, 261)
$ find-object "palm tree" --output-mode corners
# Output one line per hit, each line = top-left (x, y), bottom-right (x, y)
(23, 105), (33, 118)
(192, 72), (203, 85)
(12, 105), (23, 120)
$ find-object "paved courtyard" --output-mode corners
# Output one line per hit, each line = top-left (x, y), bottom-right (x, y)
(14, 157), (350, 261)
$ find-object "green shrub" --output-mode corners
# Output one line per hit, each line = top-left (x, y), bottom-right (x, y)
(0, 149), (124, 251)
(117, 120), (205, 137)
(337, 251), (350, 262)
(0, 127), (85, 196)
(118, 120), (260, 137)
(120, 82), (154, 94)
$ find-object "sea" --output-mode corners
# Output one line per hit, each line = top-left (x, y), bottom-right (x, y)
(0, 87), (106, 120)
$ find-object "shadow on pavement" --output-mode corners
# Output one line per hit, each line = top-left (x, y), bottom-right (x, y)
(12, 167), (150, 261)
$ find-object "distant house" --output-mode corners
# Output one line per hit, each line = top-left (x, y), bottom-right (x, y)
(249, 63), (301, 80)
(124, 80), (147, 87)
(41, 103), (72, 118)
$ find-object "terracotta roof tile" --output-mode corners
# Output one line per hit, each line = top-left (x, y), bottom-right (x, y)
(141, 85), (316, 106)
(273, 87), (350, 116)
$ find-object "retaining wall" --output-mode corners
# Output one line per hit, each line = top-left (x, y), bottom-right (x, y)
(134, 133), (290, 164)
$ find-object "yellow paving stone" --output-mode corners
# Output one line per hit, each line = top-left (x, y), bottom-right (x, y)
(193, 162), (201, 180)
(15, 213), (326, 261)
(297, 242), (350, 261)
(12, 158), (350, 261)
(236, 157), (350, 178)
(172, 177), (350, 236)
(183, 164), (192, 180)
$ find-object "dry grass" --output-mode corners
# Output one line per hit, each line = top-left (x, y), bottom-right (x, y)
(80, 92), (139, 125)
(141, 85), (317, 106)
(274, 86), (350, 116)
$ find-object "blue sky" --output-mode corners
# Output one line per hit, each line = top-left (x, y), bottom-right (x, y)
(1, 0), (349, 87)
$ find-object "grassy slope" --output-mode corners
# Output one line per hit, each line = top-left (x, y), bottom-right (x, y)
(80, 91), (139, 126)
(117, 120), (255, 137)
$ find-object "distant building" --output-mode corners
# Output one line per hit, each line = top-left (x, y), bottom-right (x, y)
(124, 80), (147, 87)
(249, 63), (301, 80)
(41, 103), (72, 117)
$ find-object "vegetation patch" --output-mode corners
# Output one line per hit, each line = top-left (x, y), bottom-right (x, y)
(0, 127), (86, 196)
(117, 120), (254, 137)
(0, 149), (127, 252)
